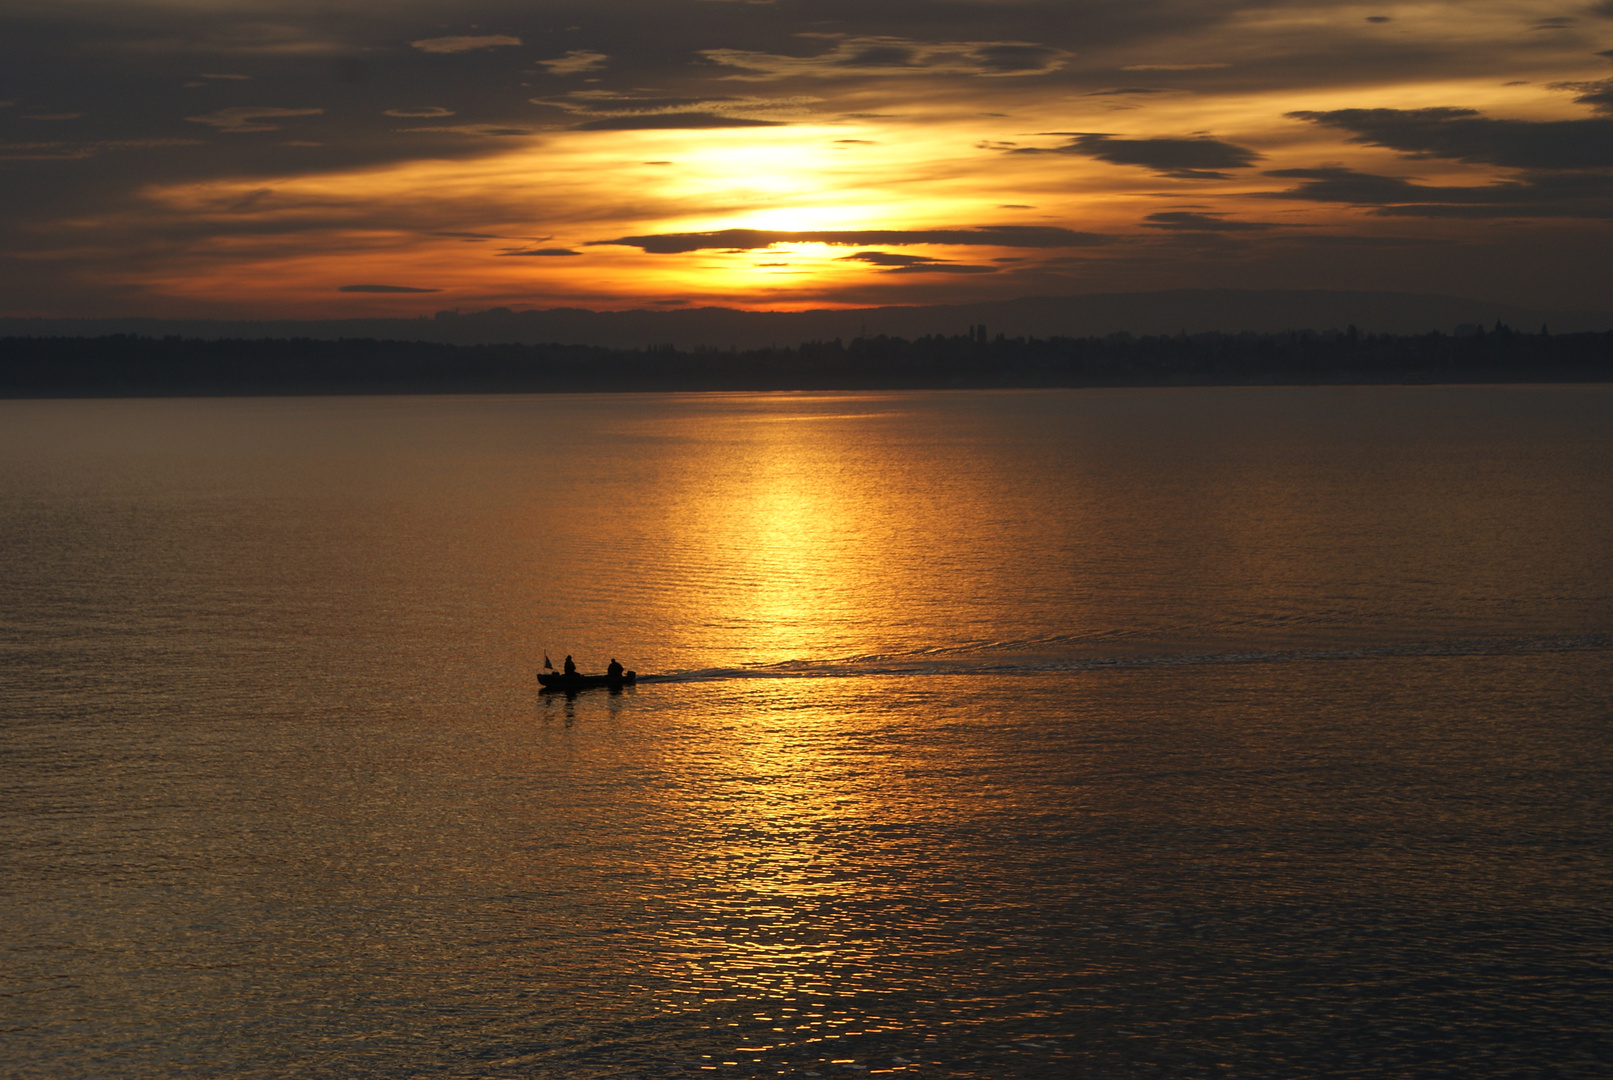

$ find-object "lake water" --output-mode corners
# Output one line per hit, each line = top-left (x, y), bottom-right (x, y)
(3, 387), (1610, 1078)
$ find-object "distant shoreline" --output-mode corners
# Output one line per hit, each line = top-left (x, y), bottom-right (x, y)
(3, 327), (1610, 398)
(7, 290), (1613, 351)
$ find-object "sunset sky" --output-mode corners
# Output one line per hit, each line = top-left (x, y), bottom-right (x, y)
(3, 0), (1611, 317)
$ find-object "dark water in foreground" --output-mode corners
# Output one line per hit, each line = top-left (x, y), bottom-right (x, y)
(3, 387), (1610, 1078)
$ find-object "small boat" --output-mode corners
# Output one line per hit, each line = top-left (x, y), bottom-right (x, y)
(537, 670), (636, 692)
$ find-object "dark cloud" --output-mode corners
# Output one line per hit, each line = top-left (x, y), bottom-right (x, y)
(839, 45), (918, 68)
(837, 250), (996, 273)
(532, 90), (811, 128)
(573, 112), (785, 130)
(701, 36), (1069, 79)
(1020, 133), (1261, 179)
(1553, 78), (1613, 114)
(332, 56), (368, 85)
(889, 263), (997, 274)
(1371, 202), (1610, 219)
(1264, 167), (1442, 203)
(501, 248), (581, 256)
(338, 284), (439, 292)
(0, 135), (199, 161)
(839, 251), (936, 266)
(1263, 166), (1613, 218)
(1365, 16), (1392, 23)
(1143, 211), (1277, 231)
(397, 124), (534, 137)
(185, 106), (323, 133)
(971, 43), (1065, 74)
(0, 4), (574, 192)
(591, 227), (1113, 253)
(1289, 107), (1613, 168)
(0, 139), (93, 161)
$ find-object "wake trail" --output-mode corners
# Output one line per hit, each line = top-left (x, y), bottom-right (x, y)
(634, 633), (1612, 684)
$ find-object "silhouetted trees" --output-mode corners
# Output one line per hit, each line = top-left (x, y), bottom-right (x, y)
(1, 326), (1608, 397)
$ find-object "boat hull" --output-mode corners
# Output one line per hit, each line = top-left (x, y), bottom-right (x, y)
(537, 671), (636, 691)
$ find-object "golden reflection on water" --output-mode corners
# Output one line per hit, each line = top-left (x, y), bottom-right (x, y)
(632, 731), (935, 1063)
(624, 680), (954, 1064)
(650, 398), (925, 665)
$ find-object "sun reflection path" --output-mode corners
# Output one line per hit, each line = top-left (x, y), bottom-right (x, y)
(612, 681), (986, 1075)
(648, 400), (924, 667)
(526, 659), (1102, 1079)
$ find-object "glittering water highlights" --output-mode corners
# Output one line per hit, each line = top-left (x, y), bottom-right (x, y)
(3, 388), (1611, 1078)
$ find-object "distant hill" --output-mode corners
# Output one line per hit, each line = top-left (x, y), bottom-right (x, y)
(4, 289), (1609, 349)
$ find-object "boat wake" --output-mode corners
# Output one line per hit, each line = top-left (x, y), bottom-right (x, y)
(635, 632), (1612, 685)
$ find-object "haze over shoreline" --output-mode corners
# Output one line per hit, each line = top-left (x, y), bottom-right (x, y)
(7, 290), (1611, 352)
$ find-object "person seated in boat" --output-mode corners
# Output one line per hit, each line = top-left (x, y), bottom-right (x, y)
(563, 655), (576, 676)
(607, 658), (624, 680)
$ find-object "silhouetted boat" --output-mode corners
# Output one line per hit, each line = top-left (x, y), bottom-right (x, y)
(537, 670), (636, 692)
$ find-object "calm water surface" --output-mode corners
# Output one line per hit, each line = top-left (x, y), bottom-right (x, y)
(2, 387), (1611, 1077)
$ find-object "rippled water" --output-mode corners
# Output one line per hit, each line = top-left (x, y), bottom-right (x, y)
(3, 388), (1611, 1077)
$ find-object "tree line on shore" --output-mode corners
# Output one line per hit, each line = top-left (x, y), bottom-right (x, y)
(1, 323), (1609, 396)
